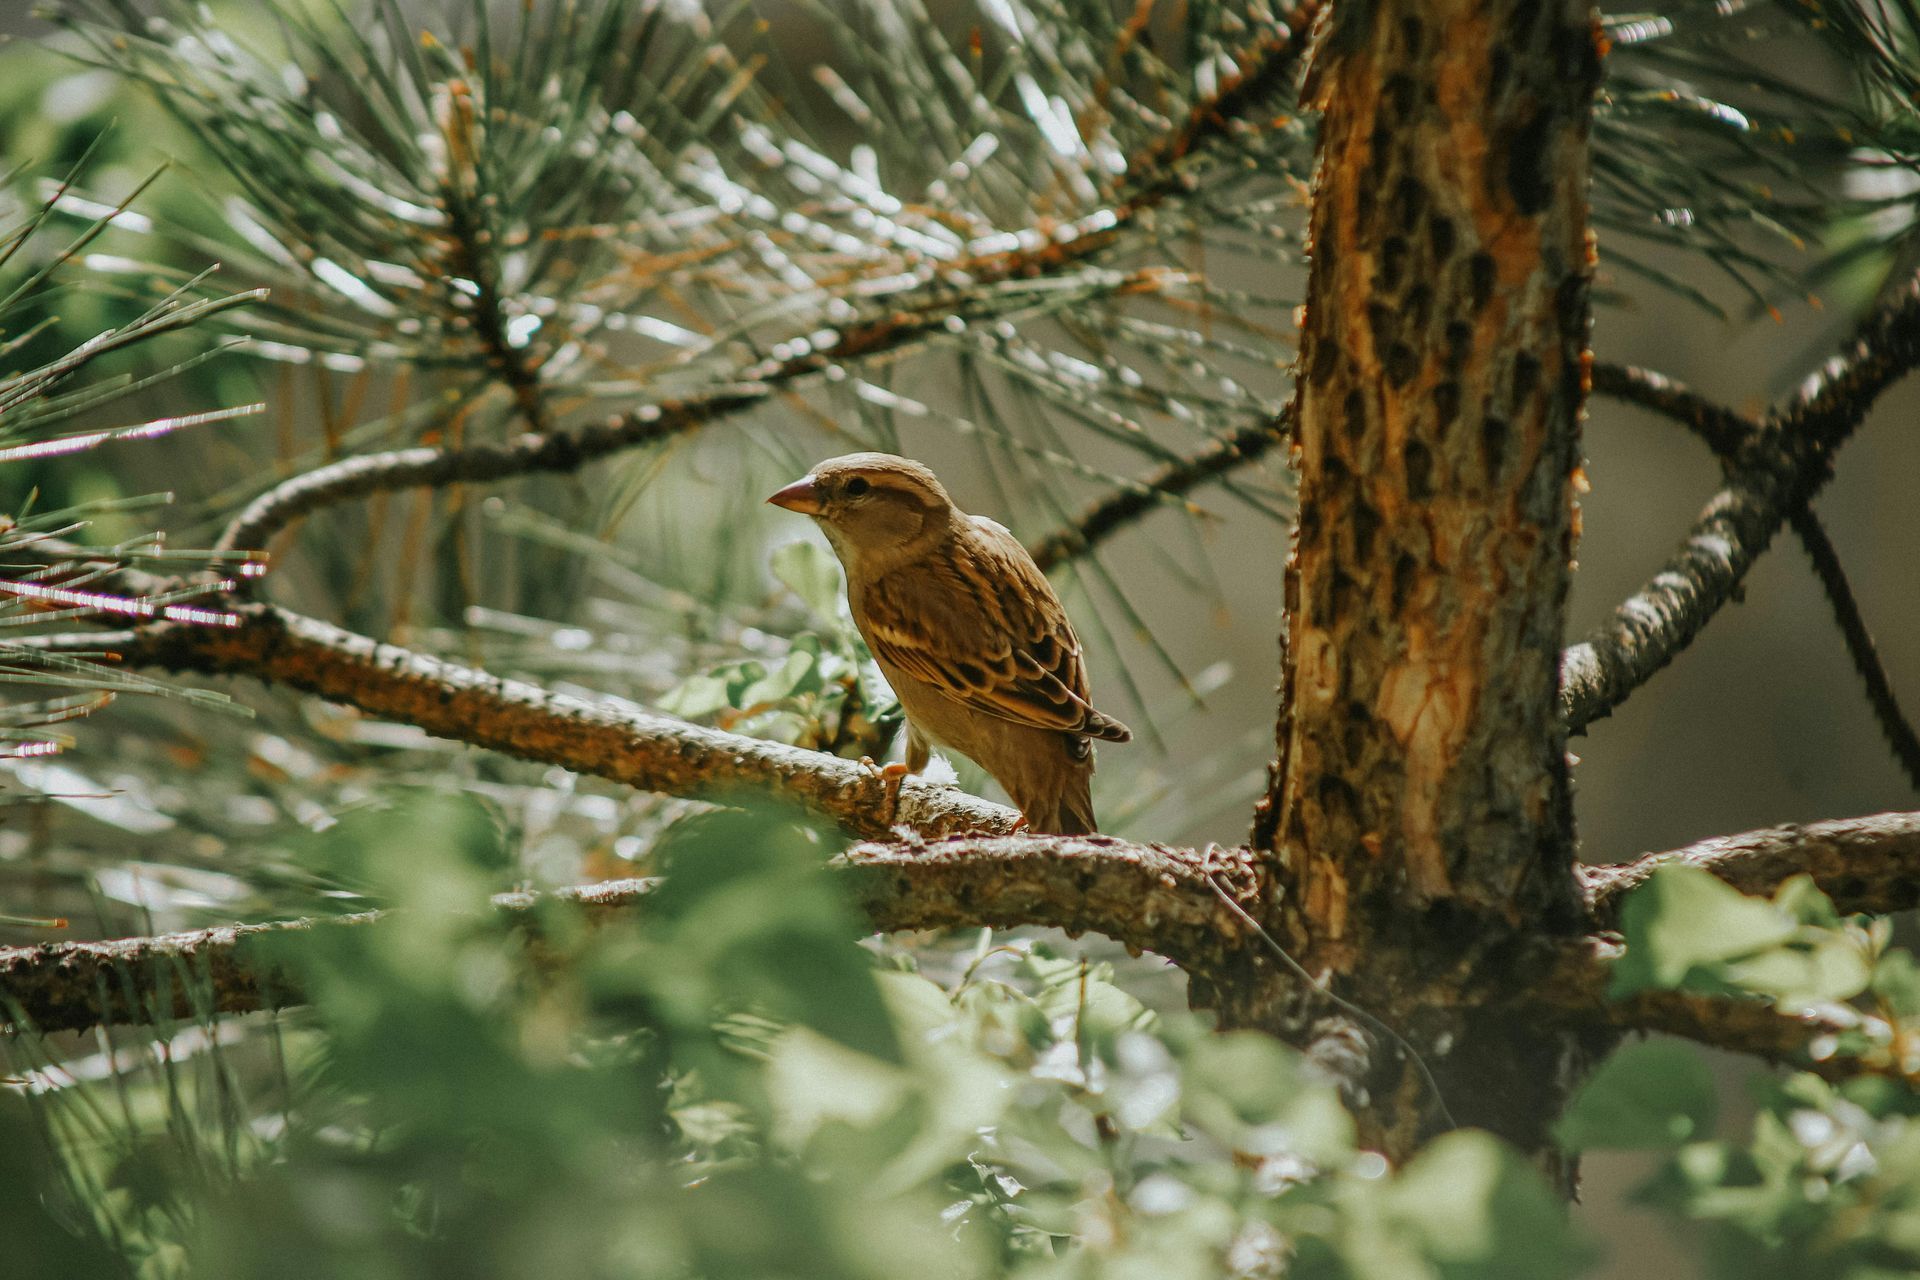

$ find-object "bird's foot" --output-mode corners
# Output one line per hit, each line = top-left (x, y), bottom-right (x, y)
(858, 756), (911, 827)
(1009, 814), (1029, 834)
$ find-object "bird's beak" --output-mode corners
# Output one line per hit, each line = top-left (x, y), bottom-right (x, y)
(766, 474), (825, 515)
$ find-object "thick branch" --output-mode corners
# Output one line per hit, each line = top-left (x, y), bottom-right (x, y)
(1609, 988), (1914, 1085)
(842, 834), (1256, 971)
(214, 6), (1321, 559)
(2, 838), (1241, 1035)
(1563, 276), (1920, 730)
(105, 605), (1016, 840)
(1581, 810), (1920, 925)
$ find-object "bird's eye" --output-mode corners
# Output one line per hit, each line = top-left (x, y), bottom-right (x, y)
(844, 476), (872, 498)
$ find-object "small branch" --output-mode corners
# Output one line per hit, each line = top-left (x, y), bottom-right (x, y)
(0, 878), (655, 1035)
(1590, 361), (1753, 458)
(1611, 985), (1913, 1085)
(2, 839), (1244, 1035)
(212, 388), (767, 555)
(1562, 276), (1920, 730)
(1581, 810), (1920, 925)
(1790, 507), (1920, 791)
(1028, 410), (1289, 572)
(443, 182), (552, 436)
(1532, 936), (1916, 1086)
(1559, 468), (1791, 731)
(213, 8), (1322, 560)
(106, 604), (1016, 841)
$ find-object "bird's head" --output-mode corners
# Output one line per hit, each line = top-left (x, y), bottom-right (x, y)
(766, 452), (956, 570)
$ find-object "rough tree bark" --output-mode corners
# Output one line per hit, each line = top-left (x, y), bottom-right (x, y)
(1231, 0), (1607, 1166)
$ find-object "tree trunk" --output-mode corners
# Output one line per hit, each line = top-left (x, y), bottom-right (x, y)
(1224, 0), (1609, 1169)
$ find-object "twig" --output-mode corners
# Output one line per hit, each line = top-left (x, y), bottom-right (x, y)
(1590, 361), (1753, 457)
(1789, 507), (1920, 791)
(1581, 809), (1920, 925)
(1205, 872), (1457, 1131)
(212, 388), (766, 555)
(2, 839), (1240, 1035)
(442, 177), (552, 436)
(1028, 410), (1289, 572)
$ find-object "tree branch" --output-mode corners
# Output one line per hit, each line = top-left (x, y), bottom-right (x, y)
(1610, 986), (1913, 1086)
(1562, 275), (1920, 730)
(1588, 363), (1920, 788)
(1530, 936), (1915, 1086)
(841, 834), (1256, 971)
(1027, 409), (1290, 571)
(104, 604), (1016, 841)
(1789, 506), (1920, 791)
(1581, 810), (1920, 925)
(1590, 360), (1752, 457)
(213, 5), (1322, 560)
(1, 838), (1244, 1035)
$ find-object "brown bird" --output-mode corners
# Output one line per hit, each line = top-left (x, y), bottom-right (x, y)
(767, 453), (1131, 834)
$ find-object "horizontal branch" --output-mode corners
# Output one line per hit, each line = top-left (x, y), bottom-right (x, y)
(840, 834), (1256, 970)
(1581, 810), (1920, 925)
(107, 604), (1016, 841)
(213, 387), (767, 555)
(1533, 937), (1916, 1086)
(1610, 985), (1914, 1087)
(215, 6), (1321, 560)
(2, 837), (1245, 1035)
(1563, 275), (1920, 730)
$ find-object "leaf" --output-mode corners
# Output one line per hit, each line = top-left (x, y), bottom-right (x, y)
(1609, 866), (1799, 997)
(1378, 1131), (1596, 1280)
(1558, 1040), (1718, 1151)
(658, 672), (732, 719)
(770, 539), (845, 623)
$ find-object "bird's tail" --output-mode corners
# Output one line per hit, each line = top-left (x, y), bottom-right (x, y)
(1026, 768), (1098, 835)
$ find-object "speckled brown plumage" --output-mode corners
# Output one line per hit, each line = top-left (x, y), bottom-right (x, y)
(769, 452), (1129, 833)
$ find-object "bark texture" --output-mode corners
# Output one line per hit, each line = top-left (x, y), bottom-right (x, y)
(1241, 0), (1604, 1163)
(117, 605), (1019, 841)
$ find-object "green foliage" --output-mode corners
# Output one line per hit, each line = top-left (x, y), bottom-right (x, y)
(1609, 867), (1880, 1008)
(1563, 868), (1920, 1275)
(6, 794), (1596, 1278)
(1558, 1040), (1720, 1151)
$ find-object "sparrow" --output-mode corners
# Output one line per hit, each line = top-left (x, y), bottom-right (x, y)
(767, 453), (1131, 835)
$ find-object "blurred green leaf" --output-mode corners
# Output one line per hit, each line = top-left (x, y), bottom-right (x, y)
(771, 540), (846, 625)
(1559, 1040), (1719, 1150)
(1610, 865), (1799, 996)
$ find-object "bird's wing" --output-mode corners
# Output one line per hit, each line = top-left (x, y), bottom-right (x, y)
(863, 516), (1132, 742)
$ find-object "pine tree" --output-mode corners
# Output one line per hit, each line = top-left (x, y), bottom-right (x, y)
(4, 0), (1920, 1274)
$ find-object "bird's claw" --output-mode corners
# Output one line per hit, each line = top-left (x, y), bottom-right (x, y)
(858, 756), (911, 826)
